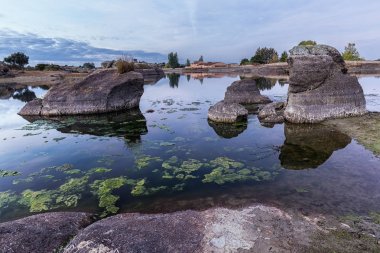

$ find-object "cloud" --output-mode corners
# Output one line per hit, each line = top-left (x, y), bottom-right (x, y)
(0, 31), (166, 66)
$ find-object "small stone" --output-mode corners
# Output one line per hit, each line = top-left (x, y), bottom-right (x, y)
(208, 101), (248, 123)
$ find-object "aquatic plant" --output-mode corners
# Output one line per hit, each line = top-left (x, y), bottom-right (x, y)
(20, 189), (55, 212)
(90, 177), (131, 217)
(0, 169), (21, 177)
(131, 179), (167, 197)
(0, 191), (18, 213)
(161, 157), (203, 180)
(56, 176), (89, 207)
(135, 155), (163, 169)
(86, 167), (112, 174)
(209, 157), (244, 170)
(64, 169), (81, 175)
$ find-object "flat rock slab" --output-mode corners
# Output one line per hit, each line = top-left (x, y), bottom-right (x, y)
(0, 212), (93, 253)
(208, 101), (248, 123)
(64, 211), (205, 253)
(63, 205), (322, 253)
(19, 69), (144, 116)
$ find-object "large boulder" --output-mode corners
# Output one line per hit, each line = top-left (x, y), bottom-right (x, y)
(0, 212), (93, 253)
(208, 101), (248, 123)
(224, 79), (272, 104)
(19, 69), (144, 116)
(284, 45), (366, 123)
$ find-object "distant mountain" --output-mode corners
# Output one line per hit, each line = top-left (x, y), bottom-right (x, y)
(0, 31), (167, 66)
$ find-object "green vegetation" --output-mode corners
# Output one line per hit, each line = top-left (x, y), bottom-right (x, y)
(250, 47), (279, 64)
(90, 177), (131, 217)
(87, 167), (112, 174)
(342, 43), (363, 61)
(198, 55), (204, 62)
(298, 40), (317, 46)
(167, 73), (180, 88)
(0, 191), (18, 213)
(82, 62), (95, 69)
(135, 155), (163, 169)
(20, 189), (54, 212)
(162, 156), (203, 180)
(56, 176), (89, 207)
(280, 51), (288, 62)
(131, 179), (167, 196)
(0, 169), (21, 177)
(167, 52), (180, 68)
(35, 63), (62, 71)
(186, 59), (191, 66)
(240, 58), (250, 65)
(3, 52), (29, 68)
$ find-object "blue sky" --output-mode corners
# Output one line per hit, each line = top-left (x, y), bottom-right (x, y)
(0, 0), (379, 65)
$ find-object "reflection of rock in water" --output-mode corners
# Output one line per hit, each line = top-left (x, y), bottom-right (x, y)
(280, 123), (351, 170)
(22, 109), (148, 144)
(0, 85), (36, 102)
(208, 120), (247, 139)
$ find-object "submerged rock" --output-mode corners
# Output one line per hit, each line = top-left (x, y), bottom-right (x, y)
(208, 101), (248, 123)
(280, 123), (351, 170)
(0, 212), (93, 253)
(19, 69), (144, 116)
(284, 45), (366, 123)
(258, 102), (285, 125)
(224, 79), (272, 104)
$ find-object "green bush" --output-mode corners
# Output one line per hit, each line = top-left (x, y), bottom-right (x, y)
(82, 62), (95, 69)
(250, 47), (279, 64)
(240, 58), (250, 65)
(342, 43), (363, 61)
(298, 40), (317, 46)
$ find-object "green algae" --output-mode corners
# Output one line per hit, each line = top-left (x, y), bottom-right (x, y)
(56, 176), (89, 207)
(131, 179), (167, 197)
(87, 167), (112, 174)
(203, 157), (275, 185)
(64, 169), (82, 175)
(90, 177), (132, 217)
(209, 157), (244, 170)
(12, 176), (34, 185)
(0, 191), (18, 212)
(161, 157), (203, 180)
(160, 142), (175, 147)
(135, 155), (163, 169)
(0, 169), (21, 177)
(20, 189), (55, 212)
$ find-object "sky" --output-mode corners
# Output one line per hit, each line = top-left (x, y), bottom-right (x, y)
(0, 0), (380, 65)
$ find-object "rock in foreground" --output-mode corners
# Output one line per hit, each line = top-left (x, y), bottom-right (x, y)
(224, 79), (272, 104)
(19, 69), (144, 116)
(208, 101), (248, 123)
(284, 45), (366, 123)
(0, 212), (93, 253)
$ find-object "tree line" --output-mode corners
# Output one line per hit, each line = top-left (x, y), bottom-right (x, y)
(240, 41), (364, 65)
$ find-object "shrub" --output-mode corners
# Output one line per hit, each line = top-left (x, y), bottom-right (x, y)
(167, 52), (179, 68)
(342, 43), (363, 61)
(240, 58), (250, 65)
(298, 40), (317, 46)
(251, 47), (279, 64)
(82, 62), (95, 69)
(115, 59), (135, 74)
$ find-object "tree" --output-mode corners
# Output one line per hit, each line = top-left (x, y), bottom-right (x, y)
(186, 59), (191, 67)
(167, 52), (179, 68)
(298, 40), (317, 46)
(342, 43), (363, 61)
(198, 55), (204, 62)
(82, 62), (95, 69)
(240, 58), (250, 65)
(4, 52), (29, 68)
(280, 51), (288, 62)
(250, 47), (279, 64)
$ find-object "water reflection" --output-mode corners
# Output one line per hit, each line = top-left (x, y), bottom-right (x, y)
(280, 123), (351, 170)
(0, 85), (37, 102)
(21, 109), (148, 143)
(207, 120), (248, 139)
(167, 73), (180, 88)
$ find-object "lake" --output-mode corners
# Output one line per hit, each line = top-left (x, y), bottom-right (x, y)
(0, 75), (380, 221)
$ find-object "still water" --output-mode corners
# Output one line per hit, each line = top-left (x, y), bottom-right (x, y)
(0, 75), (379, 221)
